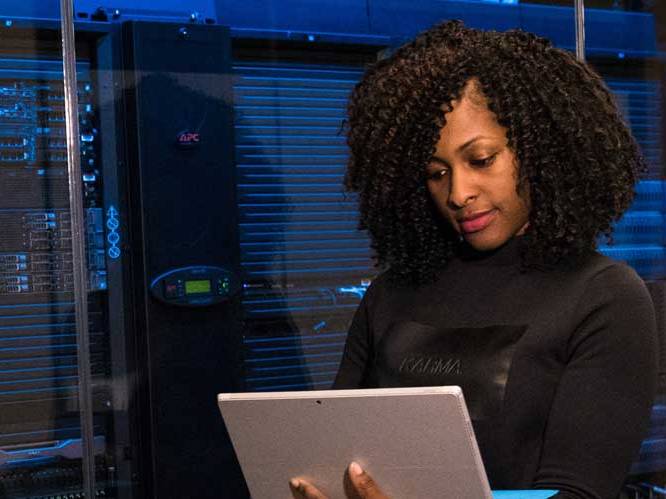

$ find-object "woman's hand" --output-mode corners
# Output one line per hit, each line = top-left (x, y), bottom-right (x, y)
(289, 462), (389, 499)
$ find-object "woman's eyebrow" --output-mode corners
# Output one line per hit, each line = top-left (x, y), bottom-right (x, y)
(429, 156), (448, 166)
(430, 135), (498, 164)
(456, 135), (494, 152)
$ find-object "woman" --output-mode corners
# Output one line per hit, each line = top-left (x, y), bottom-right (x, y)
(290, 20), (658, 499)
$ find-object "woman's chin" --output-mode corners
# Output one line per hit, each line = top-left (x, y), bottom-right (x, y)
(462, 231), (513, 252)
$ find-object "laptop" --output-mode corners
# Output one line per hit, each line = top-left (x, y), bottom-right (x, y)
(218, 386), (493, 499)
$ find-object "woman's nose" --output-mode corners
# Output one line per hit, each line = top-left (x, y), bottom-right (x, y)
(447, 169), (478, 208)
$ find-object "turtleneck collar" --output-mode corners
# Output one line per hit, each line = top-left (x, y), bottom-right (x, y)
(455, 236), (525, 266)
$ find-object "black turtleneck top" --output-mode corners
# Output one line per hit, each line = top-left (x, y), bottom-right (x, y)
(333, 239), (658, 499)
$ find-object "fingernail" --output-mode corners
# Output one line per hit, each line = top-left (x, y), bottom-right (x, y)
(350, 461), (363, 476)
(290, 478), (301, 489)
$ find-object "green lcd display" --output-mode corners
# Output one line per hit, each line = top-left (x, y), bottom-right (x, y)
(185, 279), (212, 295)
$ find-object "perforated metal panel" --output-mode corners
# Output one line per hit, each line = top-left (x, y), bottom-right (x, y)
(232, 58), (376, 391)
(607, 78), (662, 177)
(598, 78), (665, 280)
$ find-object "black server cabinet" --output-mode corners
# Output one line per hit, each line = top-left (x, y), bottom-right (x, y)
(120, 21), (247, 498)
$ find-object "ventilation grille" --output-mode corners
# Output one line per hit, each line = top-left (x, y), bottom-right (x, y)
(606, 78), (662, 177)
(233, 60), (374, 391)
(599, 76), (664, 280)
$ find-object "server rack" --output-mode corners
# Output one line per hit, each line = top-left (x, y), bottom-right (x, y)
(0, 25), (119, 498)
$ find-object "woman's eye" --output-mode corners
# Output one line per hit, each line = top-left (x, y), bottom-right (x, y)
(469, 154), (497, 168)
(426, 168), (448, 181)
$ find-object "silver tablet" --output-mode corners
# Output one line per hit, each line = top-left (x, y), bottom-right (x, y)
(217, 386), (493, 499)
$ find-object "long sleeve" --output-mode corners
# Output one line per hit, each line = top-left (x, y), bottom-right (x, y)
(532, 265), (658, 498)
(332, 286), (375, 389)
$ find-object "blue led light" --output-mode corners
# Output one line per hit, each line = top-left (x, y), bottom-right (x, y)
(106, 205), (121, 259)
(2, 439), (74, 455)
(336, 285), (368, 299)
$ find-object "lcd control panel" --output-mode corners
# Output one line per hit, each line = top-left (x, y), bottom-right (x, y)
(149, 265), (239, 306)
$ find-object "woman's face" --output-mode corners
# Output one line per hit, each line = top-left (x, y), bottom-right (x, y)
(425, 86), (530, 252)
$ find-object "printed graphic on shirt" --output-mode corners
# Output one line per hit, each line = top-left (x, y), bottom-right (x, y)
(375, 321), (527, 420)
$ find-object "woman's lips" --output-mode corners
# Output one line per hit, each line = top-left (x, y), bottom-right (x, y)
(459, 210), (497, 234)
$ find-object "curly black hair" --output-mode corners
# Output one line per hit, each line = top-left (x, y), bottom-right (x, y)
(345, 20), (644, 284)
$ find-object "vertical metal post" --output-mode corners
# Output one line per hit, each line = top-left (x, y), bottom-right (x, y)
(575, 0), (586, 62)
(59, 0), (96, 497)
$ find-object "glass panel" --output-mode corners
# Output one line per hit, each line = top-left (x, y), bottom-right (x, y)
(227, 0), (577, 390)
(67, 2), (575, 498)
(590, 2), (666, 493)
(0, 1), (93, 498)
(42, 0), (665, 498)
(233, 50), (377, 392)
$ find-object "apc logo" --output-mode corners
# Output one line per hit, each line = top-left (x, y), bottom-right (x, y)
(176, 131), (201, 149)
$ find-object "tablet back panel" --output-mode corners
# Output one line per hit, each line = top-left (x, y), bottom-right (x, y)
(218, 386), (493, 499)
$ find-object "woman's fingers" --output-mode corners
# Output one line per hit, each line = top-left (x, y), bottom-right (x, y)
(346, 462), (389, 499)
(290, 462), (389, 499)
(289, 478), (329, 499)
